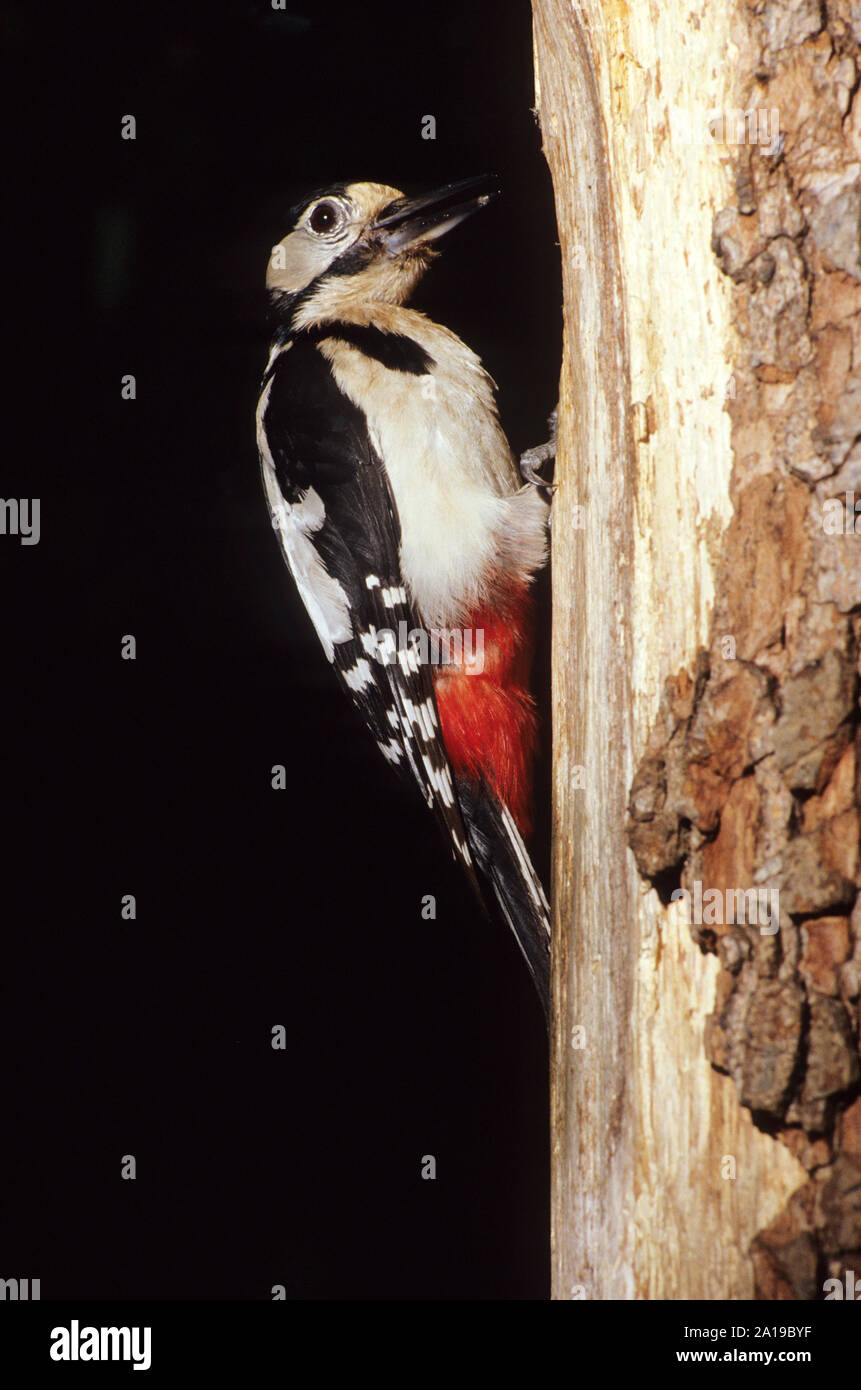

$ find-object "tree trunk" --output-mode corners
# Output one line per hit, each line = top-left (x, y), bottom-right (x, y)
(535, 0), (861, 1300)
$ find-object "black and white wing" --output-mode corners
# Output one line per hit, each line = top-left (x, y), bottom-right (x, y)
(256, 335), (477, 880)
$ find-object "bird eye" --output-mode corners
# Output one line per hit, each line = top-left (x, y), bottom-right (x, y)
(308, 201), (342, 235)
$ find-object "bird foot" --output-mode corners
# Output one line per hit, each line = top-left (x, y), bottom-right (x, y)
(519, 406), (558, 492)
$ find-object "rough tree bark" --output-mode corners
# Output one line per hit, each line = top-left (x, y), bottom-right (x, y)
(534, 0), (861, 1299)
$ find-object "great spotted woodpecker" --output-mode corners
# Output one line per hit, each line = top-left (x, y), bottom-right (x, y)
(256, 177), (552, 1018)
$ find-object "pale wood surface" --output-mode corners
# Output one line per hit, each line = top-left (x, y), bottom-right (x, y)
(532, 0), (806, 1299)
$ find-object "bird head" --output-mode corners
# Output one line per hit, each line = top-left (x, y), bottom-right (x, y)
(267, 176), (499, 326)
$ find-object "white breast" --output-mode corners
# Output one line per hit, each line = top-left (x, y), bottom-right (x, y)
(321, 312), (547, 627)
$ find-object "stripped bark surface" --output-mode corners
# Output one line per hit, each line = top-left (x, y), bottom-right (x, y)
(627, 0), (861, 1297)
(536, 0), (861, 1299)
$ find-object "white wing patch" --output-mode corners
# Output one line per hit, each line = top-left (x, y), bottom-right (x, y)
(377, 738), (403, 765)
(498, 801), (551, 931)
(257, 374), (352, 661)
(422, 753), (455, 808)
(342, 657), (374, 691)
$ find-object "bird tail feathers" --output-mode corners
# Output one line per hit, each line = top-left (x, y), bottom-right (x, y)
(457, 777), (551, 1026)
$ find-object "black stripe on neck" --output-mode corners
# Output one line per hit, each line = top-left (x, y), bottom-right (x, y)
(300, 321), (436, 375)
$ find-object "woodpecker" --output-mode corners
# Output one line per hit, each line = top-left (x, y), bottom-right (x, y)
(256, 177), (552, 1018)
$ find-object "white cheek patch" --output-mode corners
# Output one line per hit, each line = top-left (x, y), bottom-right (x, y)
(257, 376), (352, 661)
(266, 225), (356, 297)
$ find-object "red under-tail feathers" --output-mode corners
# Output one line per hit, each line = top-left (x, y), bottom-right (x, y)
(432, 582), (538, 837)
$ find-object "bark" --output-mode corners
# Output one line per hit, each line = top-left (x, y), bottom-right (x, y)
(534, 0), (861, 1299)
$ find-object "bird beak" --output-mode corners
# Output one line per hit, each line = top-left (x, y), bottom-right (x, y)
(375, 175), (501, 252)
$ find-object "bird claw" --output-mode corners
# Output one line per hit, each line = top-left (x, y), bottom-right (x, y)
(519, 406), (558, 492)
(520, 450), (556, 490)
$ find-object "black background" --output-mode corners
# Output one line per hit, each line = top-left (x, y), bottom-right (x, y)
(3, 0), (560, 1299)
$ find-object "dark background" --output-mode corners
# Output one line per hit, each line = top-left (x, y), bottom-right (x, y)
(3, 0), (560, 1299)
